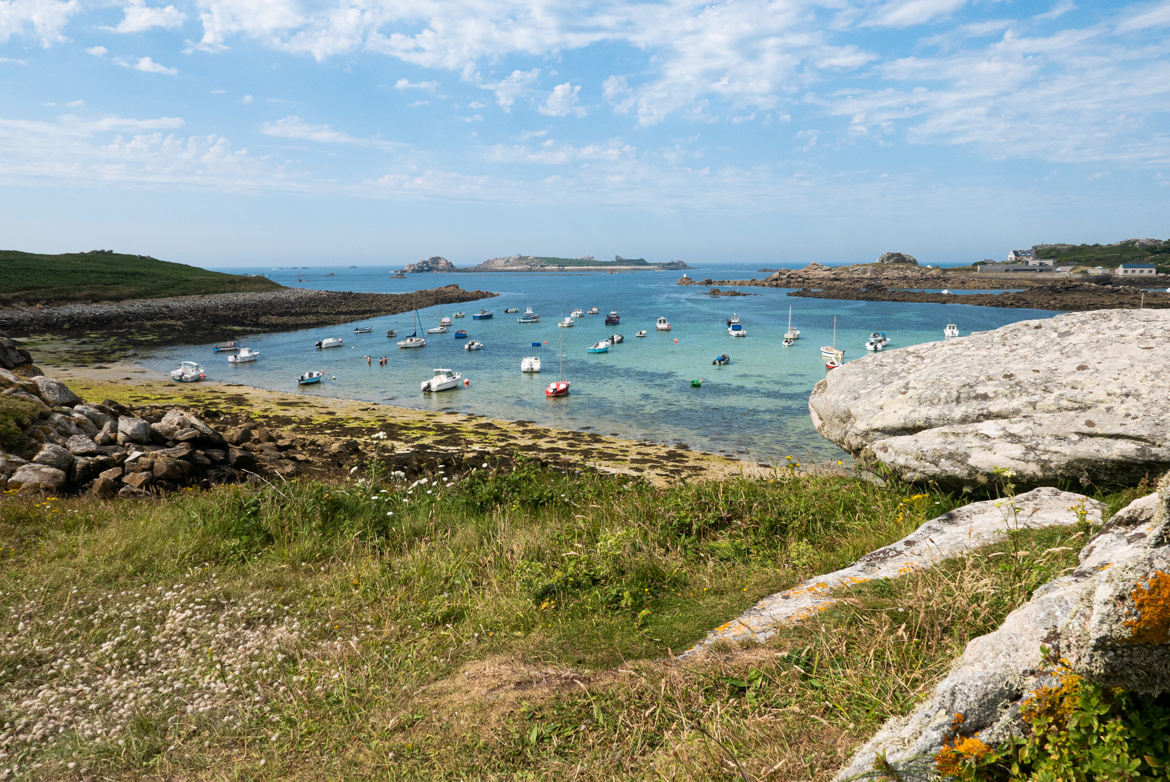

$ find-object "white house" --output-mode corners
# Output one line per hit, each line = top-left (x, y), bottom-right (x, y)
(1115, 264), (1157, 276)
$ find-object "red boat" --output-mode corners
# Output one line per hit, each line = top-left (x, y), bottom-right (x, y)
(545, 379), (570, 397)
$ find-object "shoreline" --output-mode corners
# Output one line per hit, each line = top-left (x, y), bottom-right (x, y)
(36, 353), (792, 487)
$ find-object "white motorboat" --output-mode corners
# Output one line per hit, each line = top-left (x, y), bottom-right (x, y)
(297, 370), (325, 385)
(464, 339), (484, 351)
(353, 326), (373, 334)
(655, 316), (671, 331)
(227, 347), (260, 363)
(518, 306), (541, 323)
(586, 341), (610, 354)
(570, 308), (584, 318)
(439, 315), (452, 328)
(635, 330), (647, 338)
(398, 336), (426, 349)
(866, 331), (889, 351)
(609, 333), (624, 344)
(421, 368), (462, 393)
(315, 337), (343, 349)
(728, 323), (746, 337)
(944, 323), (960, 338)
(426, 325), (449, 334)
(586, 306), (599, 315)
(557, 316), (575, 328)
(452, 312), (465, 319)
(784, 306), (800, 341)
(726, 313), (740, 326)
(170, 361), (205, 382)
(503, 307), (520, 313)
(521, 356), (542, 373)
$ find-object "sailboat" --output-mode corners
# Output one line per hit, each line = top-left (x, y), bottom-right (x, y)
(397, 310), (427, 349)
(545, 328), (570, 397)
(820, 316), (844, 367)
(784, 306), (800, 343)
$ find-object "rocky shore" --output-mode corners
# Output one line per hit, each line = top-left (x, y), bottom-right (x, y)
(679, 263), (1170, 311)
(0, 285), (494, 349)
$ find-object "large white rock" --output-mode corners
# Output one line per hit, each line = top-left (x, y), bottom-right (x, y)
(809, 309), (1170, 488)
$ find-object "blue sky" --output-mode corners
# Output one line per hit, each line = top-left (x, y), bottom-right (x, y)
(2, 0), (1168, 268)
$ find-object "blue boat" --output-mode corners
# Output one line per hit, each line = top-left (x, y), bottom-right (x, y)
(297, 370), (324, 385)
(472, 310), (494, 320)
(586, 340), (610, 354)
(454, 329), (468, 338)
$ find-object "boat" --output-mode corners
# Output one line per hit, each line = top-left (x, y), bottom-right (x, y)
(503, 307), (520, 313)
(865, 337), (884, 352)
(656, 316), (671, 331)
(944, 323), (960, 338)
(170, 361), (205, 382)
(782, 335), (794, 347)
(545, 329), (569, 397)
(609, 333), (624, 344)
(557, 316), (575, 328)
(464, 339), (483, 351)
(227, 347), (260, 364)
(605, 310), (620, 325)
(725, 313), (740, 326)
(825, 357), (842, 370)
(452, 312), (465, 319)
(820, 316), (844, 362)
(397, 311), (427, 348)
(518, 314), (540, 324)
(453, 329), (468, 339)
(390, 271), (406, 278)
(385, 329), (398, 338)
(587, 307), (600, 315)
(521, 356), (541, 373)
(635, 330), (647, 338)
(570, 308), (584, 318)
(728, 322), (746, 337)
(426, 325), (449, 334)
(353, 326), (373, 334)
(211, 341), (239, 353)
(439, 315), (452, 328)
(712, 353), (730, 366)
(297, 370), (325, 385)
(868, 331), (890, 347)
(691, 378), (703, 387)
(471, 310), (494, 320)
(941, 289), (951, 295)
(784, 307), (800, 341)
(420, 368), (462, 393)
(315, 337), (343, 349)
(586, 341), (610, 354)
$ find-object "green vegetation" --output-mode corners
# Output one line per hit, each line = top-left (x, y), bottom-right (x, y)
(938, 655), (1170, 780)
(0, 249), (282, 305)
(0, 394), (45, 453)
(1033, 239), (1170, 273)
(2, 458), (1125, 779)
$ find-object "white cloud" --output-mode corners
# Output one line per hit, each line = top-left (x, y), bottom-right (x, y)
(538, 82), (586, 117)
(103, 0), (185, 33)
(1116, 0), (1170, 32)
(487, 138), (633, 165)
(484, 68), (540, 111)
(242, 93), (253, 103)
(85, 45), (108, 56)
(0, 0), (80, 45)
(132, 55), (177, 74)
(394, 77), (438, 90)
(863, 0), (969, 28)
(261, 115), (400, 149)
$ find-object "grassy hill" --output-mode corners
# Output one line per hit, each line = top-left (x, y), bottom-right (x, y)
(530, 256), (651, 267)
(0, 249), (282, 305)
(1033, 238), (1170, 272)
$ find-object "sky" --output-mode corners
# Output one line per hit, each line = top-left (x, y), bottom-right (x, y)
(2, 0), (1169, 268)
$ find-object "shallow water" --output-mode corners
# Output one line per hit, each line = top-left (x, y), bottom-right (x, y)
(143, 264), (1059, 464)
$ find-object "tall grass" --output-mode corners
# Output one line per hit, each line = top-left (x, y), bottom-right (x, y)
(0, 462), (1094, 780)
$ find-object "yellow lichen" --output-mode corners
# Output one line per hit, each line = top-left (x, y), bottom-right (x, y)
(1123, 570), (1170, 645)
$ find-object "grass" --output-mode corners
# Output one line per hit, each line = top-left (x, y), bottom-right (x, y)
(1032, 238), (1170, 272)
(0, 461), (1114, 780)
(0, 249), (281, 305)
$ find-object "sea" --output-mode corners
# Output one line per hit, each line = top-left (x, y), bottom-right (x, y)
(140, 264), (1059, 465)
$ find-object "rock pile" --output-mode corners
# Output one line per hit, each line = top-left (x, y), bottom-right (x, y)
(0, 335), (40, 376)
(0, 368), (325, 496)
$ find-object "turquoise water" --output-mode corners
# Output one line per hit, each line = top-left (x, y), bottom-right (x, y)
(142, 264), (1058, 464)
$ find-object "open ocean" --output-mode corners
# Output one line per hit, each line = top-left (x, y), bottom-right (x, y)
(140, 263), (1059, 465)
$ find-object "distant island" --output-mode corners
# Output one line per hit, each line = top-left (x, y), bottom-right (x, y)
(399, 254), (689, 273)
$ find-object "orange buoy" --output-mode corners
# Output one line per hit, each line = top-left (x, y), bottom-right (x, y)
(673, 338), (678, 344)
(464, 378), (470, 386)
